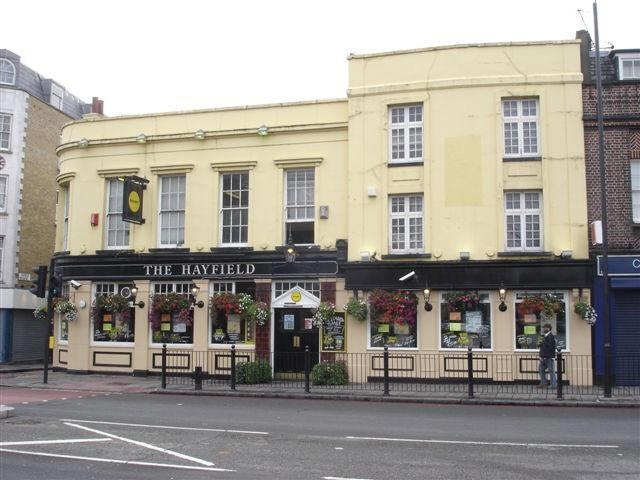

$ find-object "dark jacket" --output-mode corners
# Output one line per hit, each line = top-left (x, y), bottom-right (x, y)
(539, 332), (556, 358)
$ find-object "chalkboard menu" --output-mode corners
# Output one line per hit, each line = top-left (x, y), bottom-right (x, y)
(321, 312), (346, 352)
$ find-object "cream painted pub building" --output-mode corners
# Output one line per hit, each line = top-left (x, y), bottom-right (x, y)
(53, 40), (593, 383)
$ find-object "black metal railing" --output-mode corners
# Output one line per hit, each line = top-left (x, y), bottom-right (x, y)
(159, 345), (640, 398)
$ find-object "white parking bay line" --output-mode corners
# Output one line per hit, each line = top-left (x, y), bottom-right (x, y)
(324, 477), (373, 480)
(0, 438), (111, 447)
(345, 436), (619, 449)
(64, 422), (216, 466)
(0, 449), (234, 472)
(60, 418), (268, 435)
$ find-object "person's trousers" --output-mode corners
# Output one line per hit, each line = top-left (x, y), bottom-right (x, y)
(539, 357), (557, 388)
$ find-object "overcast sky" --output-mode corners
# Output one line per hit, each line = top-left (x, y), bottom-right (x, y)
(3, 0), (638, 116)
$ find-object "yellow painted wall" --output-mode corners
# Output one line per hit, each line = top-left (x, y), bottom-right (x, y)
(347, 41), (587, 261)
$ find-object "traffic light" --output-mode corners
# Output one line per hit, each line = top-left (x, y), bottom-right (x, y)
(29, 265), (48, 298)
(49, 272), (62, 298)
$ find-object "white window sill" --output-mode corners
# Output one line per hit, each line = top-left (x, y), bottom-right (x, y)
(57, 340), (69, 346)
(366, 347), (419, 351)
(208, 343), (256, 350)
(439, 347), (494, 352)
(515, 349), (570, 353)
(150, 343), (193, 349)
(90, 342), (135, 348)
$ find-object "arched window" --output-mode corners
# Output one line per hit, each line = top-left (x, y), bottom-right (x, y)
(0, 59), (16, 85)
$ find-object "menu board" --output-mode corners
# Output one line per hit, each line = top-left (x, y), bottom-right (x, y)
(321, 312), (346, 352)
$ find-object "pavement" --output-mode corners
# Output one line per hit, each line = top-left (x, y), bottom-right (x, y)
(1, 369), (638, 408)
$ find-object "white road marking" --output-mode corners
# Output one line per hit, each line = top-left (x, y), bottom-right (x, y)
(345, 436), (619, 449)
(334, 447), (344, 450)
(61, 398), (67, 400)
(0, 448), (235, 472)
(64, 422), (215, 466)
(0, 438), (111, 446)
(60, 418), (268, 435)
(324, 477), (372, 480)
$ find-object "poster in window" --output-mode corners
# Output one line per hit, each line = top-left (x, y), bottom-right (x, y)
(465, 311), (482, 333)
(524, 314), (537, 324)
(173, 321), (187, 333)
(449, 312), (462, 321)
(227, 314), (241, 342)
(321, 312), (346, 352)
(283, 314), (295, 330)
(304, 318), (314, 330)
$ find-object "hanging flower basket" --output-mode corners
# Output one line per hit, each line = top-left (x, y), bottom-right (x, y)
(345, 297), (368, 322)
(149, 293), (191, 329)
(369, 289), (417, 325)
(53, 299), (78, 322)
(442, 291), (480, 313)
(311, 301), (336, 327)
(210, 292), (270, 327)
(93, 294), (131, 322)
(574, 301), (597, 325)
(33, 305), (48, 321)
(517, 294), (563, 318)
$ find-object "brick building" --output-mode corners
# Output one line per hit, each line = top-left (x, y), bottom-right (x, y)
(0, 49), (95, 362)
(576, 30), (640, 384)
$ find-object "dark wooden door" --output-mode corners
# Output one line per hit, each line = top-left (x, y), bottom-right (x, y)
(274, 308), (319, 373)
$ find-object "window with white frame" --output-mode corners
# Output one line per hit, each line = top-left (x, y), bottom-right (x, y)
(618, 55), (640, 80)
(58, 284), (70, 342)
(0, 59), (15, 85)
(92, 282), (135, 343)
(0, 236), (4, 282)
(62, 185), (70, 251)
(285, 168), (314, 244)
(273, 280), (320, 300)
(502, 99), (540, 158)
(105, 179), (130, 248)
(389, 105), (423, 163)
(50, 83), (64, 110)
(632, 159), (640, 223)
(389, 194), (423, 254)
(150, 282), (194, 344)
(440, 292), (491, 349)
(220, 172), (248, 245)
(210, 281), (257, 345)
(515, 292), (567, 350)
(159, 175), (185, 247)
(505, 191), (543, 251)
(0, 113), (11, 151)
(0, 175), (7, 212)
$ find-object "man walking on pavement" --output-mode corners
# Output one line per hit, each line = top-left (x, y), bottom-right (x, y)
(537, 322), (557, 389)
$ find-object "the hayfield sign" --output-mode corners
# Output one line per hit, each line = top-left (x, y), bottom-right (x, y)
(143, 263), (256, 277)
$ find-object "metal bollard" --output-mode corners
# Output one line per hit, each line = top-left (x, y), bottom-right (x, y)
(230, 345), (236, 391)
(467, 346), (474, 399)
(161, 343), (167, 389)
(383, 346), (390, 396)
(556, 348), (563, 400)
(304, 346), (310, 393)
(194, 366), (203, 391)
(604, 343), (612, 398)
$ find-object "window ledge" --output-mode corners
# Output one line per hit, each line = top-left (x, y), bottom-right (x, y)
(90, 342), (135, 348)
(630, 223), (640, 229)
(275, 244), (321, 252)
(95, 249), (135, 256)
(497, 251), (553, 257)
(387, 161), (424, 168)
(502, 156), (542, 162)
(210, 246), (254, 253)
(53, 251), (70, 257)
(208, 344), (256, 350)
(381, 253), (432, 260)
(148, 247), (190, 253)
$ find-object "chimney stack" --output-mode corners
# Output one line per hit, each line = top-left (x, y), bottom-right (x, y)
(91, 97), (104, 115)
(575, 30), (593, 83)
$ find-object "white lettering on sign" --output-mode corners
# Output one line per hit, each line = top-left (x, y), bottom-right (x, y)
(145, 263), (257, 277)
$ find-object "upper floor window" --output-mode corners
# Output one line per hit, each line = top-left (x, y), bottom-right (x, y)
(0, 59), (15, 85)
(618, 54), (640, 80)
(502, 99), (539, 158)
(50, 83), (64, 110)
(389, 194), (424, 254)
(505, 191), (543, 252)
(220, 172), (248, 246)
(105, 179), (130, 248)
(0, 175), (7, 213)
(285, 168), (314, 244)
(389, 105), (423, 163)
(0, 114), (11, 151)
(631, 159), (640, 223)
(159, 175), (185, 247)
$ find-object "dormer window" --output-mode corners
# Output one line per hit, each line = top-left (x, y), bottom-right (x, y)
(0, 59), (16, 85)
(50, 83), (64, 109)
(618, 54), (640, 80)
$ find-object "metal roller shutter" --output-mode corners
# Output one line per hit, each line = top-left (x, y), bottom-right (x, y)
(613, 290), (640, 386)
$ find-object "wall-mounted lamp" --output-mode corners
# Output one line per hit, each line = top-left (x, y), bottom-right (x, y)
(560, 250), (573, 259)
(498, 282), (507, 312)
(460, 251), (470, 261)
(130, 285), (145, 309)
(284, 234), (297, 263)
(194, 129), (205, 140)
(423, 287), (433, 312)
(257, 125), (269, 136)
(77, 138), (89, 148)
(136, 133), (147, 144)
(190, 285), (205, 308)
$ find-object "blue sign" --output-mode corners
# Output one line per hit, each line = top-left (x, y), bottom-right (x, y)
(597, 255), (640, 276)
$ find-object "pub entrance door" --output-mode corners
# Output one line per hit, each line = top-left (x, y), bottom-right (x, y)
(273, 308), (319, 374)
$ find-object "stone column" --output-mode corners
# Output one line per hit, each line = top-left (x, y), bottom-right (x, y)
(66, 283), (91, 373)
(132, 280), (150, 375)
(255, 280), (271, 360)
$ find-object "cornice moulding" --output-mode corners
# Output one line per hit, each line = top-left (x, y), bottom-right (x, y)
(97, 167), (140, 178)
(149, 164), (195, 174)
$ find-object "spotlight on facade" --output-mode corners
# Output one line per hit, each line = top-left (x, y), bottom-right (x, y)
(459, 251), (470, 261)
(284, 235), (297, 263)
(360, 251), (371, 262)
(498, 282), (507, 312)
(423, 287), (433, 312)
(257, 125), (269, 136)
(136, 133), (147, 143)
(560, 250), (573, 259)
(77, 138), (89, 148)
(130, 284), (145, 309)
(190, 285), (204, 308)
(194, 129), (205, 140)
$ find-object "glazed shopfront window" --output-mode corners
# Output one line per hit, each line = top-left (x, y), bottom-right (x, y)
(92, 283), (135, 343)
(59, 284), (70, 342)
(515, 292), (567, 350)
(368, 290), (418, 348)
(150, 282), (194, 344)
(440, 292), (491, 349)
(210, 281), (257, 345)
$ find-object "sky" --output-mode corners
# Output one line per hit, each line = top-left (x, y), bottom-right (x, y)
(3, 0), (638, 117)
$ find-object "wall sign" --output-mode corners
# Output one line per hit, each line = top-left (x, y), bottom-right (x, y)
(597, 255), (640, 276)
(321, 312), (346, 352)
(122, 176), (149, 225)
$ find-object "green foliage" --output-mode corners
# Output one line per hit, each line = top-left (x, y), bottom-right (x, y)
(345, 297), (368, 321)
(311, 361), (348, 385)
(95, 294), (130, 313)
(236, 361), (272, 384)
